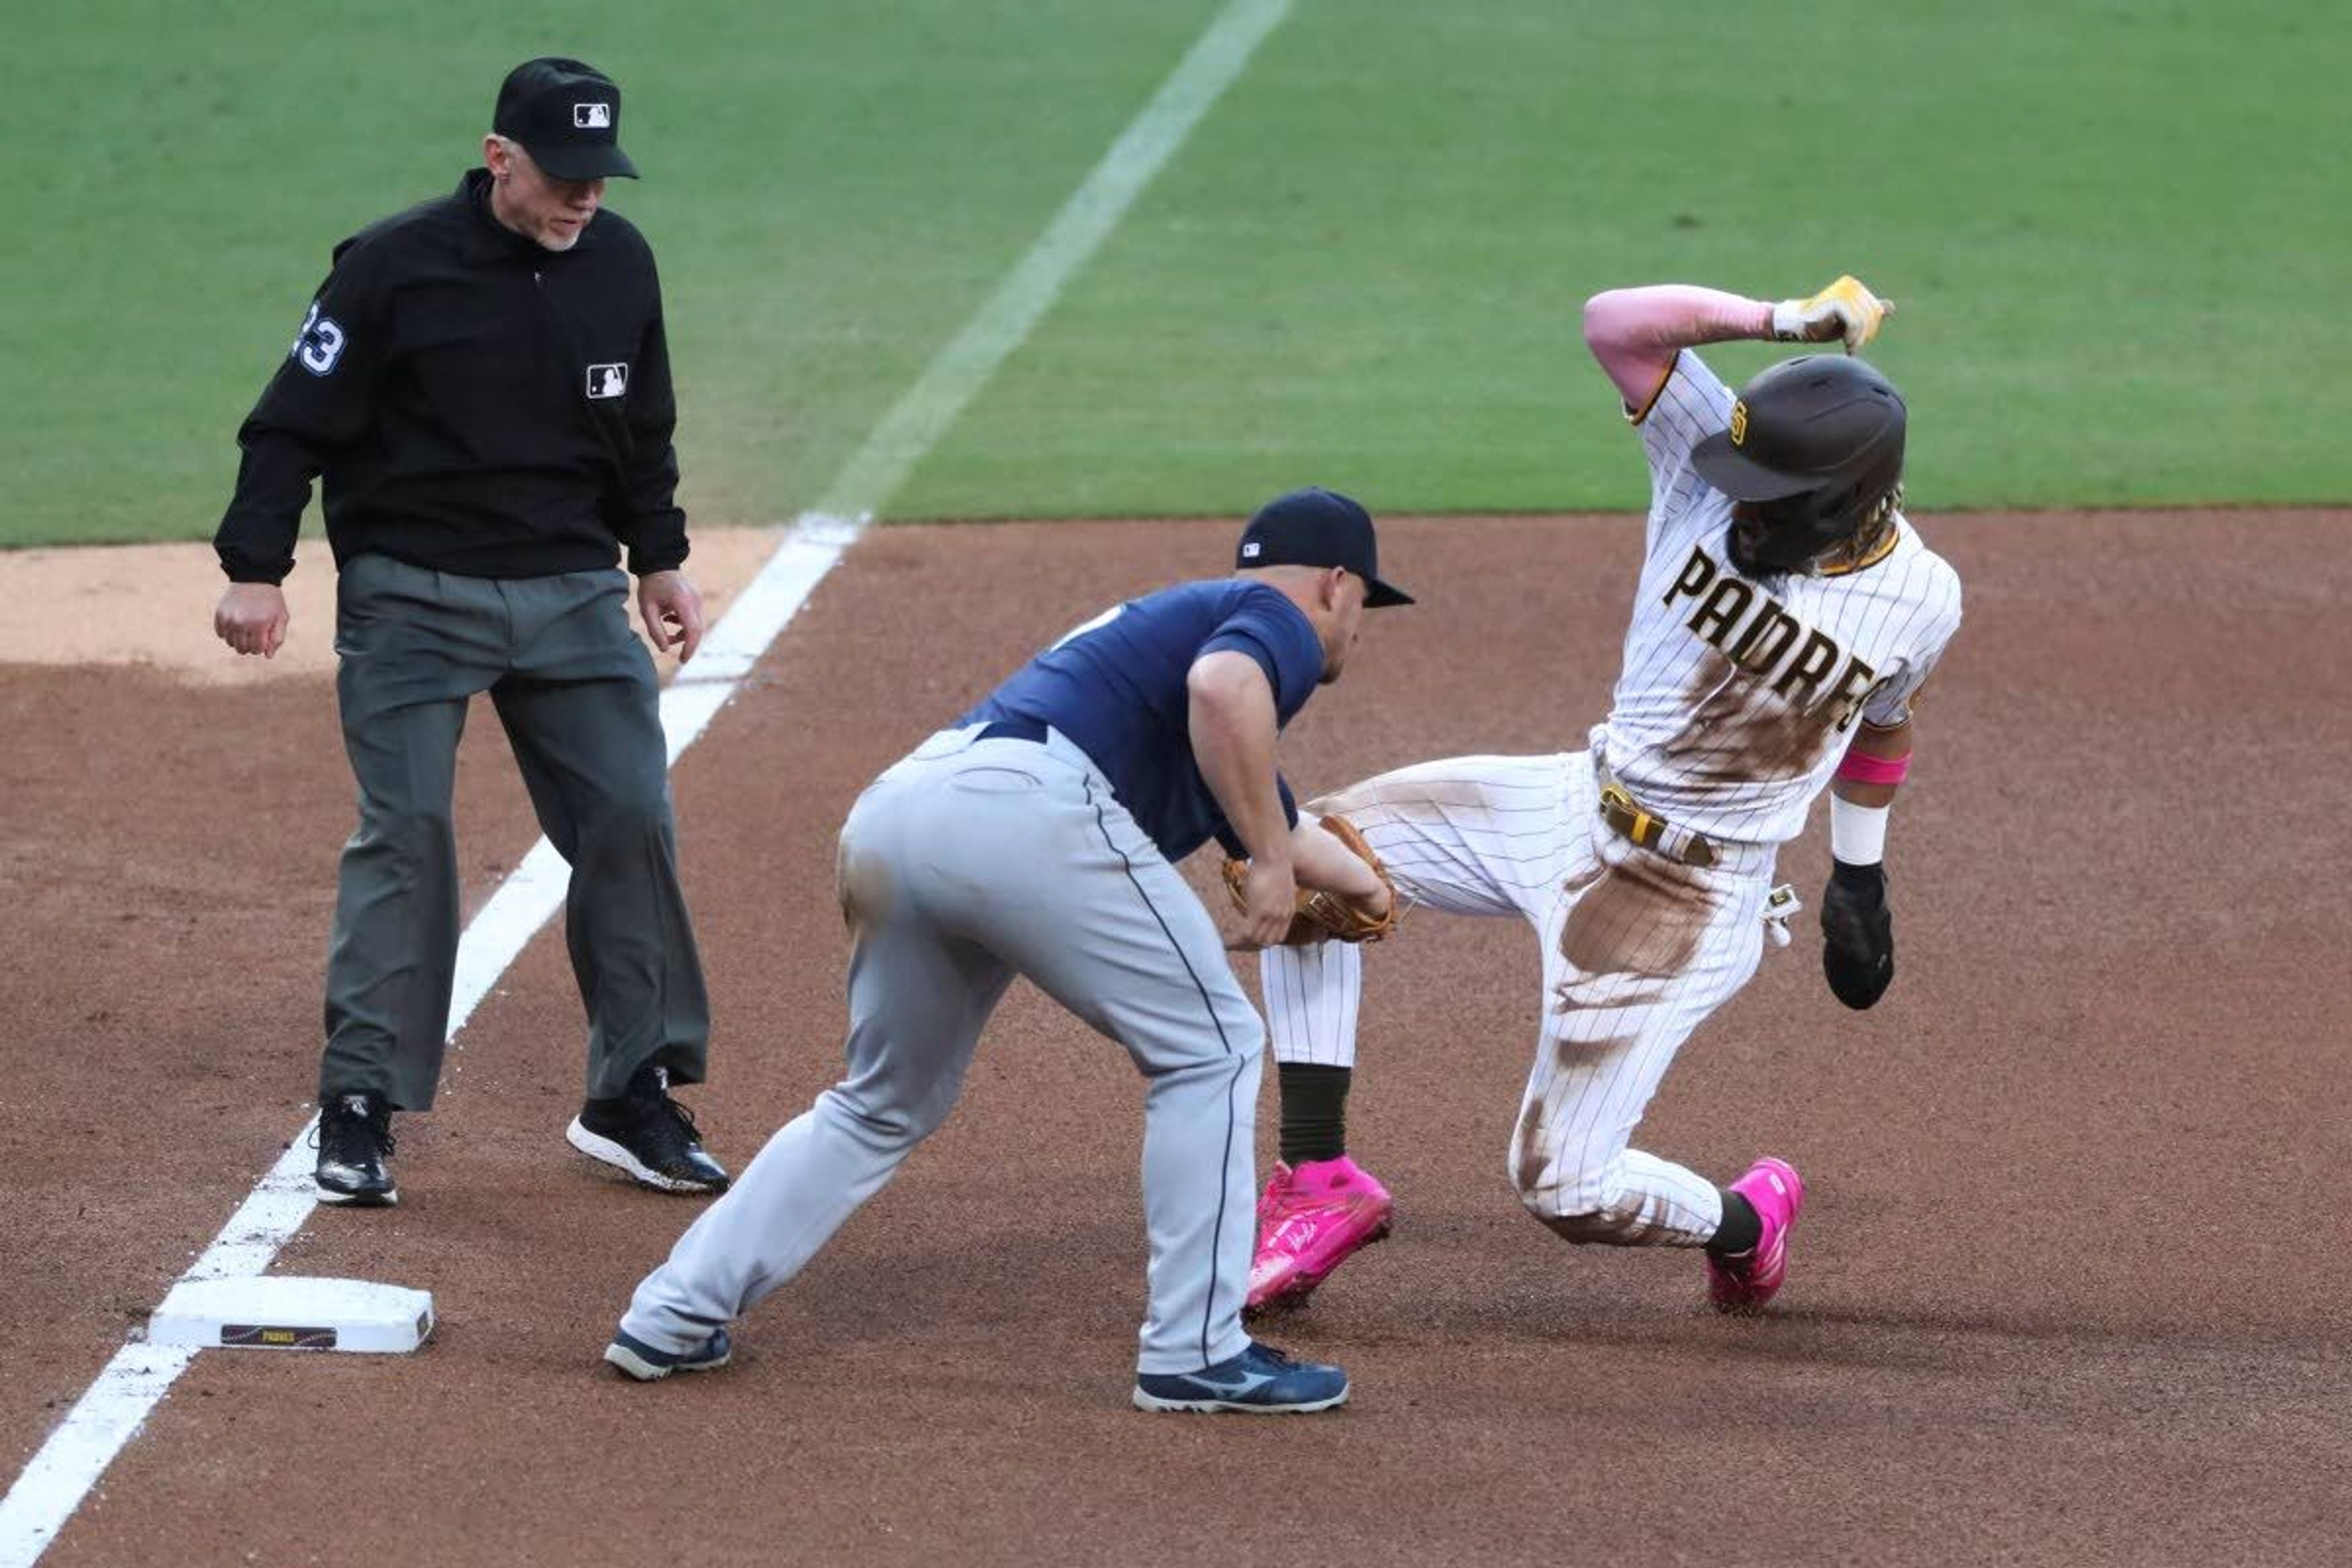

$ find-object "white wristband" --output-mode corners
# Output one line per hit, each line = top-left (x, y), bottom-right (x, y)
(1829, 795), (1890, 865)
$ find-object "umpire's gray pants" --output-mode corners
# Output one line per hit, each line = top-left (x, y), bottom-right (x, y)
(320, 552), (709, 1111)
(622, 724), (1262, 1376)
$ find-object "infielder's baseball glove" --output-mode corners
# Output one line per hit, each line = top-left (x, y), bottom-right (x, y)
(1222, 814), (1401, 946)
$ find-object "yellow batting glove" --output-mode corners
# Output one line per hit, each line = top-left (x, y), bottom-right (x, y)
(1770, 275), (1895, 353)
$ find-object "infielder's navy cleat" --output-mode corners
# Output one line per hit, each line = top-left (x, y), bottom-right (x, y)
(603, 1326), (732, 1381)
(1132, 1342), (1349, 1414)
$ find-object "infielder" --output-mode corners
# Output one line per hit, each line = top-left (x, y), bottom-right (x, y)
(608, 489), (1411, 1412)
(1244, 277), (1962, 1315)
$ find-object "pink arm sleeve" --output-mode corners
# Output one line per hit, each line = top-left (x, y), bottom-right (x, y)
(1582, 285), (1773, 412)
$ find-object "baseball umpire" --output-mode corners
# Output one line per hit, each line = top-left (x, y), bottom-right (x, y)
(210, 58), (728, 1206)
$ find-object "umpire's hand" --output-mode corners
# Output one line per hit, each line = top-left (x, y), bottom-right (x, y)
(1820, 859), (1894, 1009)
(637, 570), (707, 663)
(214, 582), (290, 658)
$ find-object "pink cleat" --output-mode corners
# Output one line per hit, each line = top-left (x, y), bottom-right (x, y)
(1706, 1156), (1806, 1313)
(1246, 1156), (1393, 1315)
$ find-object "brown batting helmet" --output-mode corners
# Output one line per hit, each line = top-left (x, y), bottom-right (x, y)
(1693, 356), (1907, 574)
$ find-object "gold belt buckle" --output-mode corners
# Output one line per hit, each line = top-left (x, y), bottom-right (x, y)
(1600, 780), (1715, 867)
(1599, 782), (1663, 850)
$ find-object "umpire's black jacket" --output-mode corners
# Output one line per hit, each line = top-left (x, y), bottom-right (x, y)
(215, 168), (688, 584)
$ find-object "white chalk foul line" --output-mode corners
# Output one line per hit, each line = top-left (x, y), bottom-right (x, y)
(816, 0), (1295, 521)
(0, 2), (1291, 1561)
(0, 510), (859, 1568)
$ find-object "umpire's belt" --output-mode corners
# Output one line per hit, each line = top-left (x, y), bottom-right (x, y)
(1597, 781), (1719, 870)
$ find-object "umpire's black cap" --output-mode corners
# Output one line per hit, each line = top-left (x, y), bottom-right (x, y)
(1237, 488), (1414, 607)
(494, 58), (639, 181)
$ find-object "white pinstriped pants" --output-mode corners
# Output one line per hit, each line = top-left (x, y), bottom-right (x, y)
(1261, 752), (1777, 1247)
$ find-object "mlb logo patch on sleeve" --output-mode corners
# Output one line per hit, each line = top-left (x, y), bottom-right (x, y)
(586, 363), (629, 399)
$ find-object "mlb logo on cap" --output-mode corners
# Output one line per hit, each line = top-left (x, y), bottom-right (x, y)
(1234, 487), (1414, 607)
(492, 58), (641, 181)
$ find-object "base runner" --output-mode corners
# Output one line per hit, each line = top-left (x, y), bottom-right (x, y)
(1243, 276), (1962, 1316)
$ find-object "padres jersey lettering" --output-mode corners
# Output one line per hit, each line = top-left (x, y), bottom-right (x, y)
(1662, 544), (1880, 728)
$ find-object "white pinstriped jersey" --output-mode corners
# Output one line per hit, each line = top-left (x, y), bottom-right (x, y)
(1596, 352), (1964, 846)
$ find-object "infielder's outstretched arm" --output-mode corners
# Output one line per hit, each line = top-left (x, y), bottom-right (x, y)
(1188, 650), (1297, 949)
(1582, 280), (1896, 413)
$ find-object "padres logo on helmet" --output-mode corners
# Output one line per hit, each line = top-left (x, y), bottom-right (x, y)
(1691, 357), (1907, 576)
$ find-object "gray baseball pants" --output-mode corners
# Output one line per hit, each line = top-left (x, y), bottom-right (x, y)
(318, 552), (709, 1111)
(621, 724), (1262, 1376)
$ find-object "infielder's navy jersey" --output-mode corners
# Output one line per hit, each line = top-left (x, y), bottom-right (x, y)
(961, 579), (1324, 861)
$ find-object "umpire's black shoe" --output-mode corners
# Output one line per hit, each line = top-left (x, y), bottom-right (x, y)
(567, 1066), (729, 1195)
(314, 1092), (398, 1207)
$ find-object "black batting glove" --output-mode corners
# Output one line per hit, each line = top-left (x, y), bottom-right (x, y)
(1820, 859), (1894, 1010)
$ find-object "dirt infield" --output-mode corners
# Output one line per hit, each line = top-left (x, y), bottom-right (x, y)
(3, 511), (2348, 1566)
(0, 526), (788, 685)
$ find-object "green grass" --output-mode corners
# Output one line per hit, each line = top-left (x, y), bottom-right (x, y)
(903, 0), (2352, 516)
(1, 1), (2344, 550)
(0, 1), (1224, 548)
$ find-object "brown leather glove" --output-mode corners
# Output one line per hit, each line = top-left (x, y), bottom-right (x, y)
(1221, 814), (1401, 946)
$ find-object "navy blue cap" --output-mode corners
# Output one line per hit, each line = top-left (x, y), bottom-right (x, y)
(1235, 488), (1413, 608)
(493, 58), (638, 181)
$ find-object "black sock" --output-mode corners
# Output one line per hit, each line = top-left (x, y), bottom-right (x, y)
(1706, 1190), (1762, 1257)
(1277, 1063), (1351, 1166)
